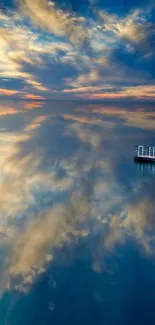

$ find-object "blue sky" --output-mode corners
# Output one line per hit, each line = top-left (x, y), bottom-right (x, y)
(0, 0), (154, 101)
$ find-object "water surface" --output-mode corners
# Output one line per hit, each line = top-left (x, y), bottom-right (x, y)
(0, 100), (155, 325)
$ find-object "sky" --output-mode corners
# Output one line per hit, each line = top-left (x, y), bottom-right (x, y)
(0, 0), (154, 101)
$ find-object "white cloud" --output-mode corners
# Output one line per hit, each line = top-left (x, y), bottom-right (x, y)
(18, 0), (88, 44)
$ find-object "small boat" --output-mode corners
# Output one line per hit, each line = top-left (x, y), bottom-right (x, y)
(134, 145), (155, 163)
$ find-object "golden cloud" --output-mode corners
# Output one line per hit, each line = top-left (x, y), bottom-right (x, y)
(18, 0), (87, 44)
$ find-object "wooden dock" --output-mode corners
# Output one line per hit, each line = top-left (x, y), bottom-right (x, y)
(134, 145), (155, 163)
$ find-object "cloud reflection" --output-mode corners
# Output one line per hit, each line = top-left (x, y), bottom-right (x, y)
(0, 102), (155, 297)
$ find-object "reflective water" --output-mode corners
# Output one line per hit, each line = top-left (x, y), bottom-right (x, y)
(0, 100), (155, 325)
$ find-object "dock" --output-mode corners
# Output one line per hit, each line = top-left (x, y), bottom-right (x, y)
(134, 145), (155, 163)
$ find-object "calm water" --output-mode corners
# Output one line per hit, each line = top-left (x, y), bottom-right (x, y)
(0, 100), (155, 325)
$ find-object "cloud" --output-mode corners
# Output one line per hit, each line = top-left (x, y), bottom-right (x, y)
(63, 113), (110, 129)
(24, 101), (43, 110)
(97, 9), (146, 42)
(0, 107), (19, 116)
(79, 104), (155, 130)
(0, 10), (77, 98)
(9, 192), (90, 279)
(18, 0), (87, 45)
(10, 205), (67, 277)
(0, 1), (154, 101)
(25, 79), (49, 92)
(0, 88), (19, 96)
(24, 94), (45, 100)
(77, 85), (155, 101)
(96, 7), (155, 46)
(24, 115), (48, 131)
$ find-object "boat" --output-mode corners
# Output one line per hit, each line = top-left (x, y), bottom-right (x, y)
(134, 145), (155, 163)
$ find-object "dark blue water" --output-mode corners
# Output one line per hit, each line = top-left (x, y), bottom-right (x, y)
(0, 100), (155, 325)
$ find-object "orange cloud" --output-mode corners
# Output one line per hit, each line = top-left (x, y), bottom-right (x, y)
(24, 102), (43, 110)
(0, 89), (19, 96)
(24, 94), (44, 100)
(0, 108), (19, 116)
